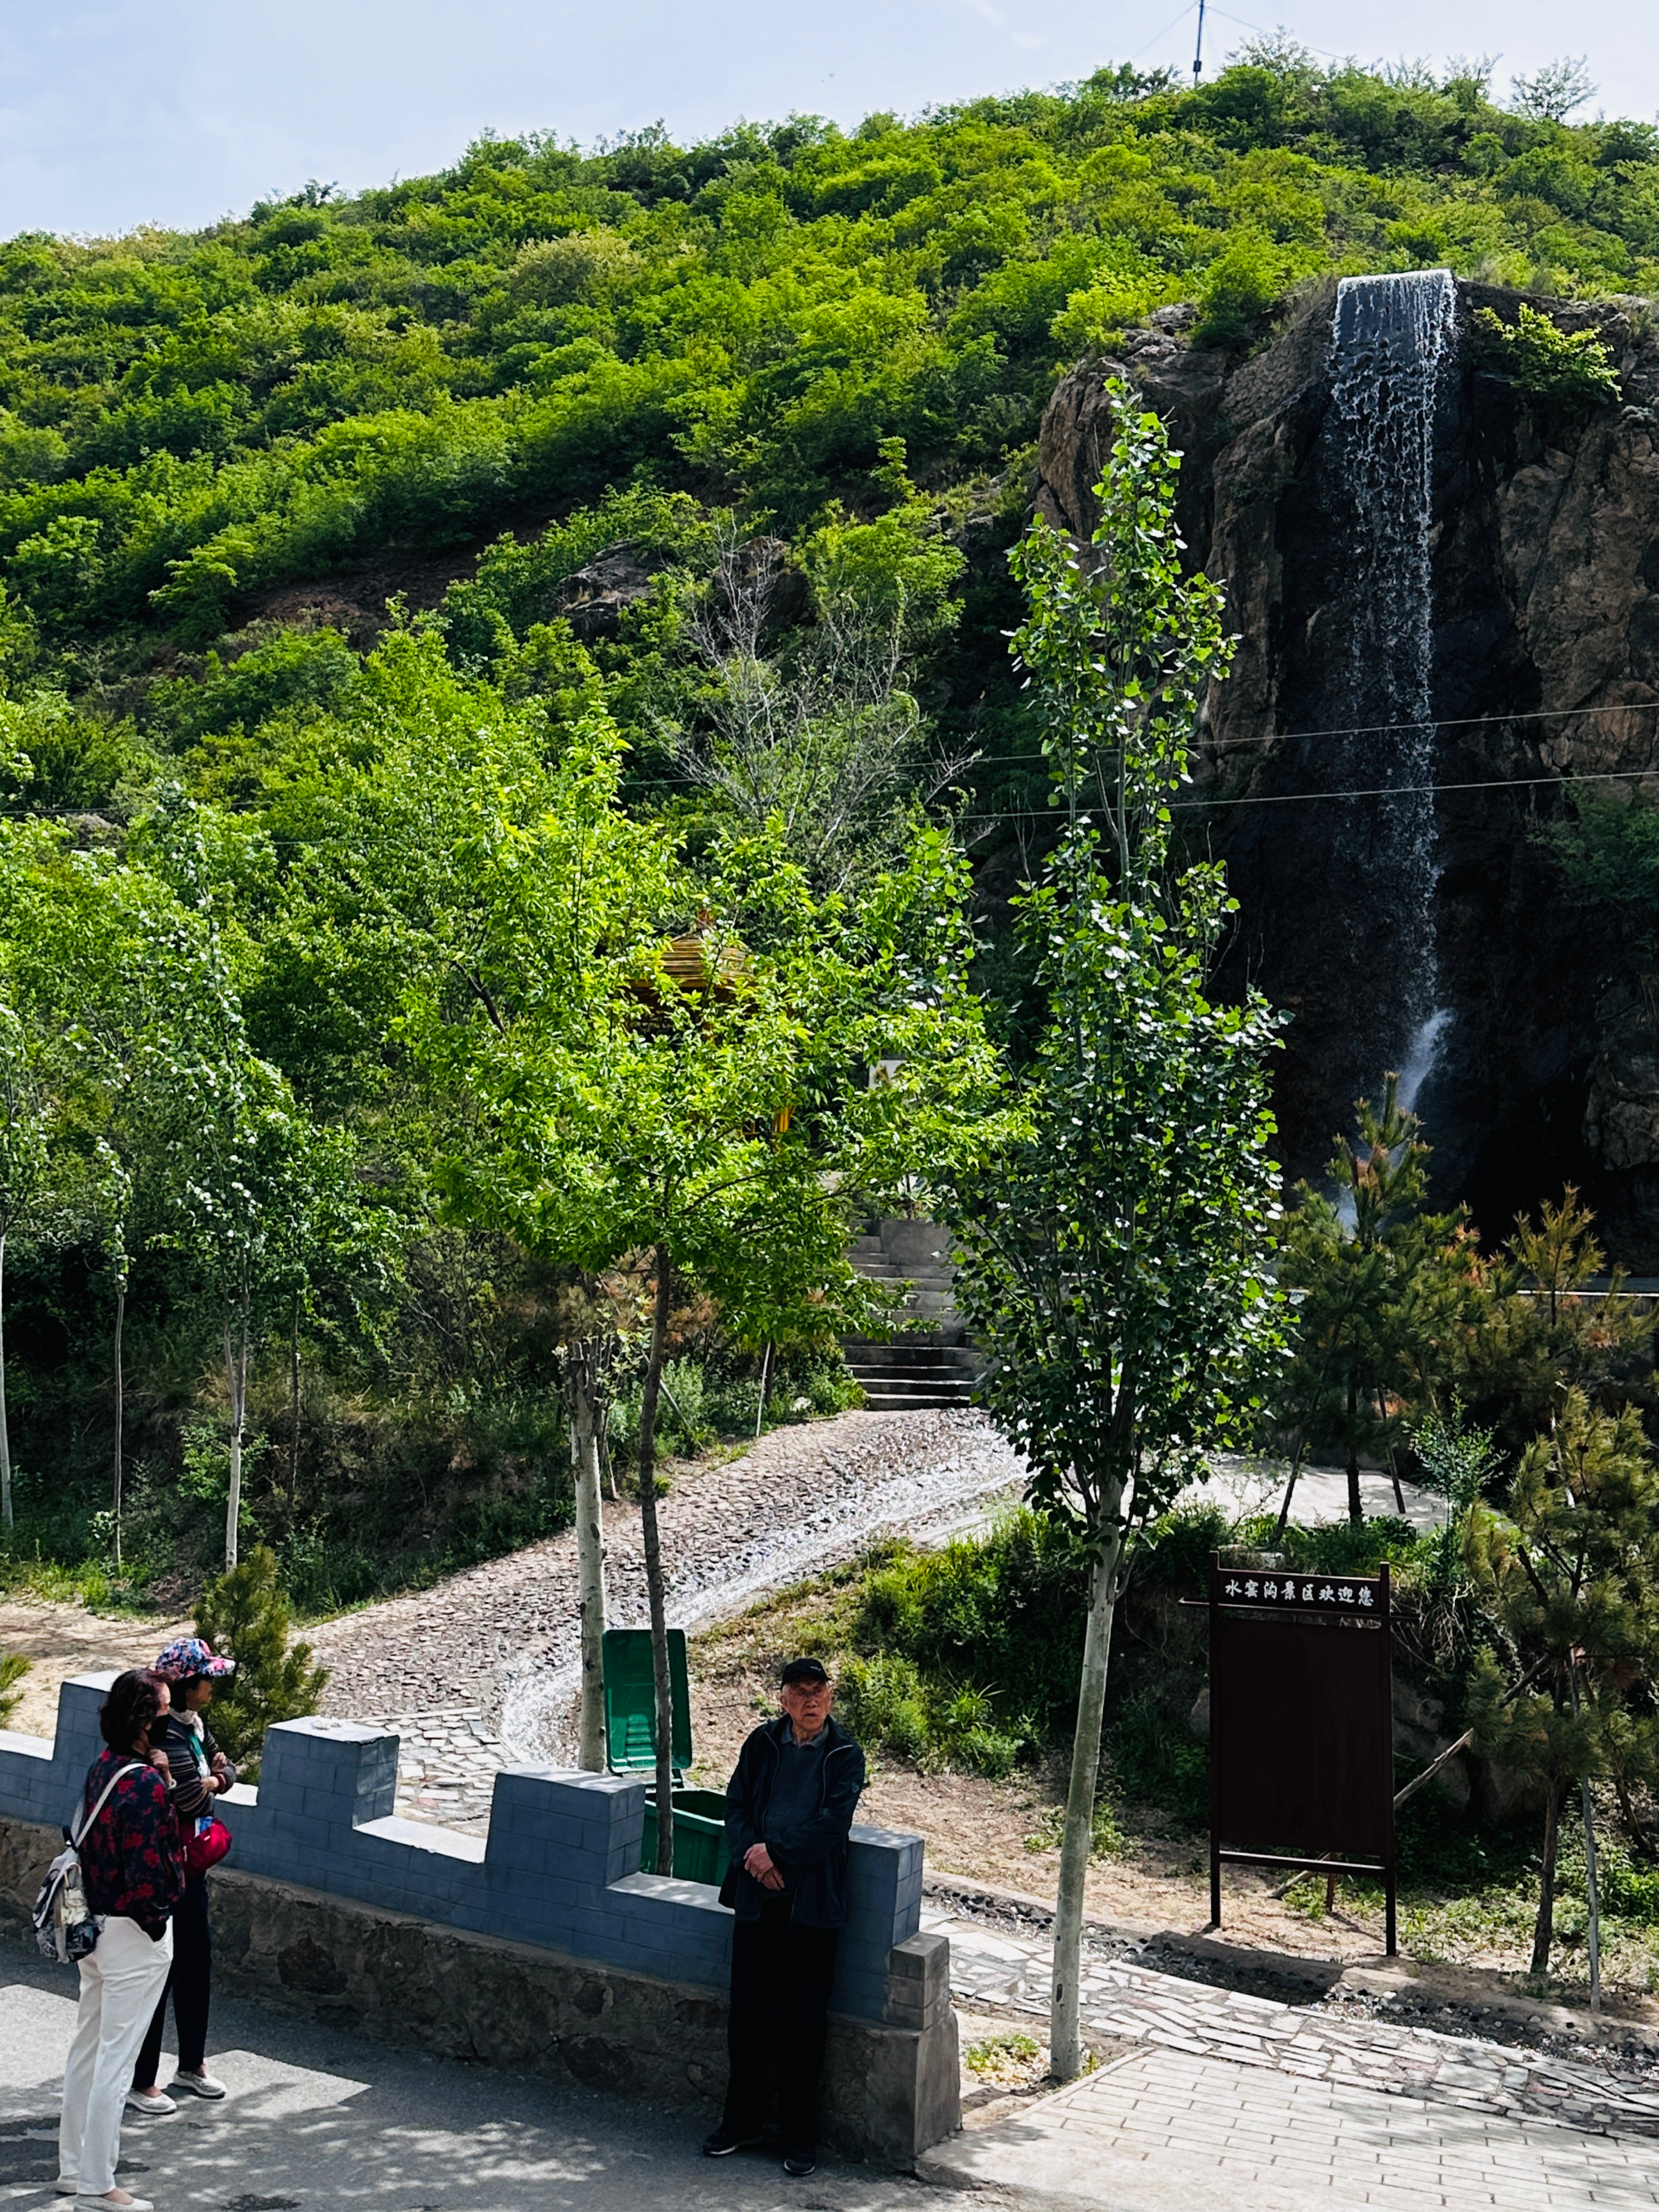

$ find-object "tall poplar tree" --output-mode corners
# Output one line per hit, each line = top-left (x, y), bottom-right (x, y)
(945, 386), (1283, 2079)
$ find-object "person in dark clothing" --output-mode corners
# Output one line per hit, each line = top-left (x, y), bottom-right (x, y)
(129, 1638), (237, 2116)
(58, 1668), (184, 2211)
(703, 1655), (866, 2179)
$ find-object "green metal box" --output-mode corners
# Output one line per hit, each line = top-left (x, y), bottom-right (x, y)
(601, 1625), (693, 1775)
(640, 1786), (728, 1886)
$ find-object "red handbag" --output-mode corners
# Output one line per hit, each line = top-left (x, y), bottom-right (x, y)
(184, 1815), (233, 1873)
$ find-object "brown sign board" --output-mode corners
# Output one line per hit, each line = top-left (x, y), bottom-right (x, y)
(1208, 1553), (1396, 1954)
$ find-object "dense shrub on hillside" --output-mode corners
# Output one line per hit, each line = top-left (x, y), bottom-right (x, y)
(0, 52), (1650, 660)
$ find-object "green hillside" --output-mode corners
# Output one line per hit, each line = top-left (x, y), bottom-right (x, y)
(2, 49), (1655, 667)
(0, 49), (1655, 1612)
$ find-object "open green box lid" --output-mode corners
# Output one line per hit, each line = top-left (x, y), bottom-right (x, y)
(602, 1625), (693, 1773)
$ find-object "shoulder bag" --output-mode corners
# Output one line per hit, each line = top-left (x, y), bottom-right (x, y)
(32, 1761), (143, 1964)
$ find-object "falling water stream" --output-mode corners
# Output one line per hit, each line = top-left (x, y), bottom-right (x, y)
(1325, 268), (1457, 1107)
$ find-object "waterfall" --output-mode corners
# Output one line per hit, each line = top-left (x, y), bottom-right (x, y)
(1324, 268), (1457, 1106)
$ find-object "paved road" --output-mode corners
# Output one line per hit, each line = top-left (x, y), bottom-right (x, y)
(0, 1948), (925, 2212)
(12, 1926), (1658, 2212)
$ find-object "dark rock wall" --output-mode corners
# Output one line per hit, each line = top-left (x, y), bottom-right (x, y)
(1037, 290), (1659, 1259)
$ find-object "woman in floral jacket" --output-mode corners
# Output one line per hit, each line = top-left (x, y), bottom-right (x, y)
(57, 1669), (184, 2211)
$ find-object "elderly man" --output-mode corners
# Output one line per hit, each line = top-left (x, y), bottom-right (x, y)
(703, 1655), (866, 2178)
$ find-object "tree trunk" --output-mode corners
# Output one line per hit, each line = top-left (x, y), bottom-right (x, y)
(1272, 1437), (1306, 1544)
(224, 1311), (248, 1573)
(112, 1275), (126, 1567)
(754, 1344), (771, 1438)
(637, 1245), (676, 1875)
(1568, 1664), (1603, 2011)
(1345, 1375), (1362, 1525)
(289, 1298), (302, 1514)
(571, 1357), (610, 1773)
(1530, 1779), (1567, 1977)
(1050, 1525), (1124, 2080)
(1580, 1773), (1603, 2011)
(0, 1234), (12, 1531)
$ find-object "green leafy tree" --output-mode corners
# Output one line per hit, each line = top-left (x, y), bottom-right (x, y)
(0, 1000), (51, 1531)
(0, 1650), (27, 1727)
(1466, 1391), (1659, 1985)
(660, 482), (967, 893)
(409, 761), (996, 1865)
(943, 386), (1282, 2079)
(194, 1545), (329, 1778)
(1510, 56), (1597, 122)
(278, 641), (995, 1865)
(1471, 304), (1620, 413)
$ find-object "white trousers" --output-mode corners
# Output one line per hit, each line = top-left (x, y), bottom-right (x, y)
(59, 1914), (173, 2195)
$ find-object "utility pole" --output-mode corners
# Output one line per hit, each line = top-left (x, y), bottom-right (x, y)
(1193, 0), (1206, 84)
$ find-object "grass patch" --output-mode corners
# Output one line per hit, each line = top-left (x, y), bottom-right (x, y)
(1023, 1795), (1134, 1864)
(966, 2031), (1041, 2081)
(0, 1548), (168, 1615)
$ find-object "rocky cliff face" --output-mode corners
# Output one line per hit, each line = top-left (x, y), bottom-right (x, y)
(1036, 289), (1659, 1260)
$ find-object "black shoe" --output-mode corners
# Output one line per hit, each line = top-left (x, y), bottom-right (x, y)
(782, 2148), (817, 2177)
(703, 2124), (761, 2156)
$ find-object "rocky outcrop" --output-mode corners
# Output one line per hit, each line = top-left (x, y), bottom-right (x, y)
(1036, 290), (1659, 1257)
(553, 540), (671, 639)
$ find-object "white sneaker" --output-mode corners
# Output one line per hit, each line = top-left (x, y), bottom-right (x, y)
(124, 2088), (176, 2116)
(54, 2182), (77, 2197)
(77, 2197), (154, 2210)
(170, 2067), (226, 2099)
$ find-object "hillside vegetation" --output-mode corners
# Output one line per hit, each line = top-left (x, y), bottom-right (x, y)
(0, 48), (1655, 1615)
(2, 48), (1655, 670)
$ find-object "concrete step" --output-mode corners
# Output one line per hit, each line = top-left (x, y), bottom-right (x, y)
(843, 1334), (977, 1359)
(844, 1347), (980, 1373)
(859, 1384), (980, 1409)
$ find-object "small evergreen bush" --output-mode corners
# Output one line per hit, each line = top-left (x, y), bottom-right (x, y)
(195, 1546), (328, 1778)
(0, 1653), (27, 1727)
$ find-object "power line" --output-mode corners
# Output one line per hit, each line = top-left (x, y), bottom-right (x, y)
(949, 766), (1657, 826)
(1129, 0), (1198, 67)
(621, 699), (1659, 791)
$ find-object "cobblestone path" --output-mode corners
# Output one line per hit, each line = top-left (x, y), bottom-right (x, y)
(308, 1406), (1022, 1805)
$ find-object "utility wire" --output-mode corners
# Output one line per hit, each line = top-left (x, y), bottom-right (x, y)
(1129, 0), (1198, 66)
(622, 697), (1659, 792)
(947, 766), (1659, 826)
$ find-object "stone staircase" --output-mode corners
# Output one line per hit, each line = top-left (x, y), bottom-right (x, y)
(844, 1220), (984, 1412)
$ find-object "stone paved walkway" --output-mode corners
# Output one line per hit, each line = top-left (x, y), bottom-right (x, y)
(311, 1408), (1023, 1766)
(360, 1703), (506, 1823)
(922, 2040), (1659, 2211)
(930, 1907), (1659, 2139)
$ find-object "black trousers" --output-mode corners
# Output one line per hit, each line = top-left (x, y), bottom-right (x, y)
(722, 1896), (839, 2151)
(133, 1871), (211, 2087)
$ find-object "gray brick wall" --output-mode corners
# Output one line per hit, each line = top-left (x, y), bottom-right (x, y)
(0, 1674), (924, 2023)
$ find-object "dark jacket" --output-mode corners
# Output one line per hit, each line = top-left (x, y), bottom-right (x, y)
(75, 1749), (185, 1940)
(153, 1707), (236, 1825)
(721, 1714), (865, 1927)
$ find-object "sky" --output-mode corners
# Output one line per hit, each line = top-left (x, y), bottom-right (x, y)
(1, 0), (1655, 241)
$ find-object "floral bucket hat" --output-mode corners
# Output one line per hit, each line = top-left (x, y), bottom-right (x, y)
(153, 1636), (236, 1683)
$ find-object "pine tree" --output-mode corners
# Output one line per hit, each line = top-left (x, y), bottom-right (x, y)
(1277, 1079), (1472, 1523)
(195, 1546), (328, 1779)
(1465, 1390), (1659, 1983)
